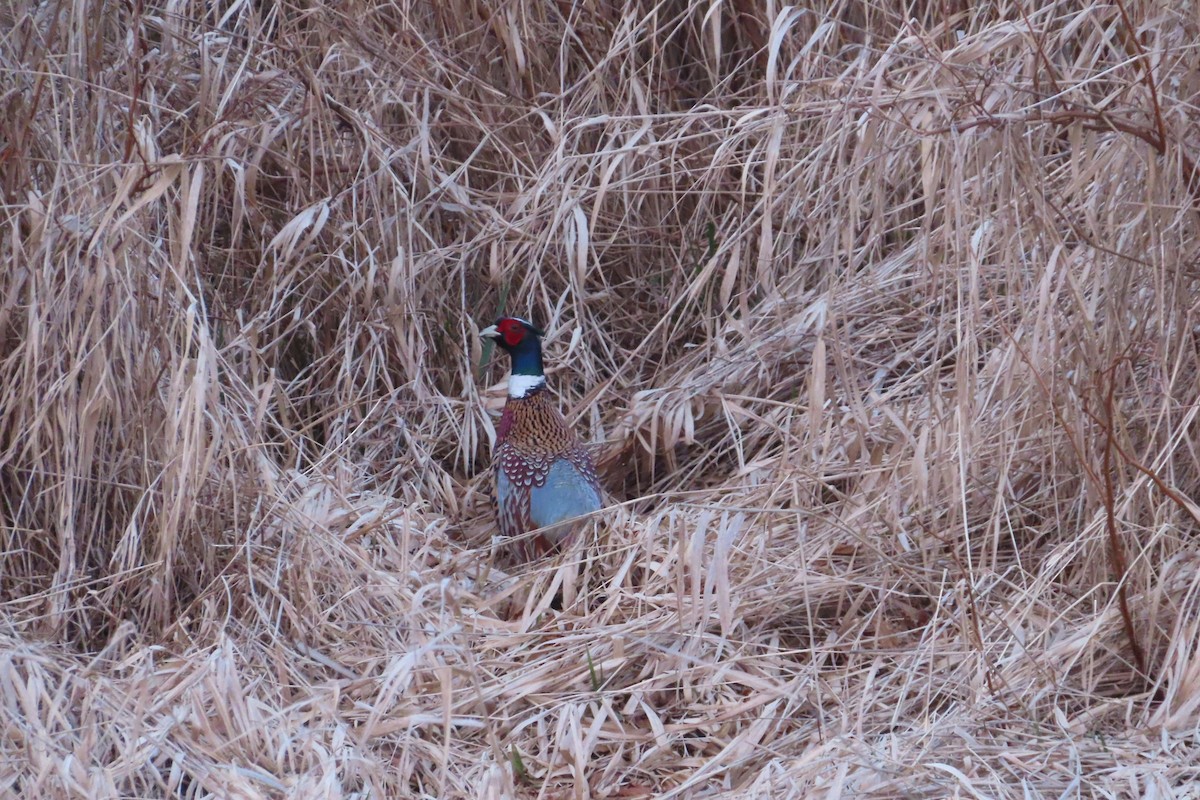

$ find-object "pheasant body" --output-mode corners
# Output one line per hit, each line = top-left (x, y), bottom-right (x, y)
(481, 317), (602, 558)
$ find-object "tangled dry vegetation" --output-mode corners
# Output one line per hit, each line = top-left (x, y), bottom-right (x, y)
(3, 0), (1200, 796)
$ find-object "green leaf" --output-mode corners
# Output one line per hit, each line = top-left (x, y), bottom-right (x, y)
(510, 744), (528, 783)
(477, 282), (510, 381)
(586, 646), (602, 692)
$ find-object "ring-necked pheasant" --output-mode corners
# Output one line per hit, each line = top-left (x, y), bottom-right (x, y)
(479, 317), (602, 559)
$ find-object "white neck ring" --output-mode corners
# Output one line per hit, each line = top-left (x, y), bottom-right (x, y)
(508, 374), (546, 398)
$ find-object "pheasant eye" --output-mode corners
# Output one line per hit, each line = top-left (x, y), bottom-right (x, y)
(500, 319), (524, 346)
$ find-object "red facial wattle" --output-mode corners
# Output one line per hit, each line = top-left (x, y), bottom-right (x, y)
(500, 319), (524, 347)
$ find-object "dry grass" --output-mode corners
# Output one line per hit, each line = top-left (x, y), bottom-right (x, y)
(2, 0), (1200, 796)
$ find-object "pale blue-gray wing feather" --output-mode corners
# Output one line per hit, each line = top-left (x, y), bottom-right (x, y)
(529, 458), (602, 539)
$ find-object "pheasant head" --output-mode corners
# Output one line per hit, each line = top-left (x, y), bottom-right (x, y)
(480, 316), (547, 398)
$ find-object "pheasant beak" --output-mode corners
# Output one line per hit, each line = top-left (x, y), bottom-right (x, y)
(479, 324), (500, 340)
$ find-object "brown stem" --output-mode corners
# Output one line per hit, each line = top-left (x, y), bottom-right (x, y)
(1095, 358), (1149, 680)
